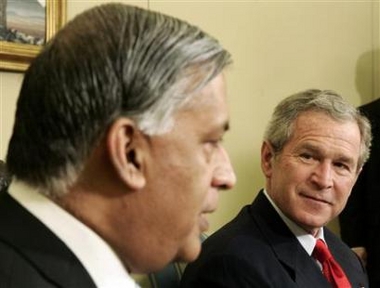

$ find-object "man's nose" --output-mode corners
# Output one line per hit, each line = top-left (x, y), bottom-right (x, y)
(311, 162), (333, 189)
(212, 147), (236, 190)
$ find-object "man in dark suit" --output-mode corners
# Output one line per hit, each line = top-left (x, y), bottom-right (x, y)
(340, 98), (380, 287)
(180, 89), (370, 287)
(0, 3), (236, 287)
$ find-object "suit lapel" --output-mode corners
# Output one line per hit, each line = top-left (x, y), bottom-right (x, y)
(325, 229), (368, 288)
(0, 191), (96, 287)
(249, 191), (330, 287)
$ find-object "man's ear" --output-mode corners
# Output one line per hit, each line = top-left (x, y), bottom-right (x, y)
(106, 118), (146, 190)
(261, 141), (275, 178)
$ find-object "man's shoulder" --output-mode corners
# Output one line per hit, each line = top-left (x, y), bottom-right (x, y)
(187, 201), (278, 270)
(199, 193), (288, 259)
(0, 192), (97, 288)
(0, 240), (57, 287)
(324, 227), (357, 255)
(0, 191), (48, 242)
(324, 227), (365, 268)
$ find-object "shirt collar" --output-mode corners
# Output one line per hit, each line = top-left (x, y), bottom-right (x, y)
(8, 180), (139, 288)
(263, 189), (325, 255)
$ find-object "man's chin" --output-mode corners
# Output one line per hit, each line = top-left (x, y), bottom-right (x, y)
(175, 239), (202, 263)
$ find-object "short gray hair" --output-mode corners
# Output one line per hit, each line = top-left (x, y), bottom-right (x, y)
(6, 4), (231, 196)
(264, 89), (372, 170)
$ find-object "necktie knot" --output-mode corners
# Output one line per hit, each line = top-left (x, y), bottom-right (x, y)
(313, 239), (333, 263)
(312, 239), (351, 288)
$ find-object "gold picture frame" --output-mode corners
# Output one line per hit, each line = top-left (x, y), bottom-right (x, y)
(0, 0), (66, 72)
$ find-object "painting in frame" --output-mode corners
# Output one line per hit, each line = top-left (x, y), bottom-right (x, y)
(0, 0), (66, 72)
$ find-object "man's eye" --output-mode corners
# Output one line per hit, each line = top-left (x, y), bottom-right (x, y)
(300, 153), (312, 160)
(298, 153), (318, 164)
(209, 140), (221, 148)
(334, 162), (350, 171)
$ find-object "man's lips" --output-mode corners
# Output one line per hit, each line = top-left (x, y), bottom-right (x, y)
(300, 193), (332, 205)
(199, 214), (210, 232)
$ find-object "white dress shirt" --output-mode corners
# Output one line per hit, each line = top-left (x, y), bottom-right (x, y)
(9, 180), (140, 288)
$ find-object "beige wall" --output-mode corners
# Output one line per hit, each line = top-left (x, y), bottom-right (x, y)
(1, 0), (379, 235)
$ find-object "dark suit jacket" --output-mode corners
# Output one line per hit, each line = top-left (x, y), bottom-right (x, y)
(339, 98), (380, 287)
(180, 191), (368, 288)
(0, 191), (96, 288)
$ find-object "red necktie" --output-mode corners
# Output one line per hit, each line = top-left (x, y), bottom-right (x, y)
(312, 239), (351, 288)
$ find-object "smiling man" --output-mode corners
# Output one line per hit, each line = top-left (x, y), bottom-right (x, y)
(181, 89), (370, 288)
(0, 3), (236, 287)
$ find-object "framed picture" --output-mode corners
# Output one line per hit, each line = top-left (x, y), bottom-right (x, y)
(0, 0), (66, 72)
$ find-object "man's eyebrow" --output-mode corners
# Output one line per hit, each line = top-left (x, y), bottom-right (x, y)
(299, 143), (319, 153)
(335, 154), (356, 167)
(300, 143), (356, 165)
(207, 120), (230, 136)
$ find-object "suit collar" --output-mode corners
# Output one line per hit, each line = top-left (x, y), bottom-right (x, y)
(0, 191), (96, 287)
(249, 190), (330, 286)
(8, 181), (135, 288)
(261, 189), (324, 255)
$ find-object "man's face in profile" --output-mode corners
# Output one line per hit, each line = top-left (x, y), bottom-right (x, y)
(140, 73), (236, 268)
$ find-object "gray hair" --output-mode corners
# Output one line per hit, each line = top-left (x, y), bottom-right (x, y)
(263, 89), (372, 170)
(6, 4), (231, 196)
